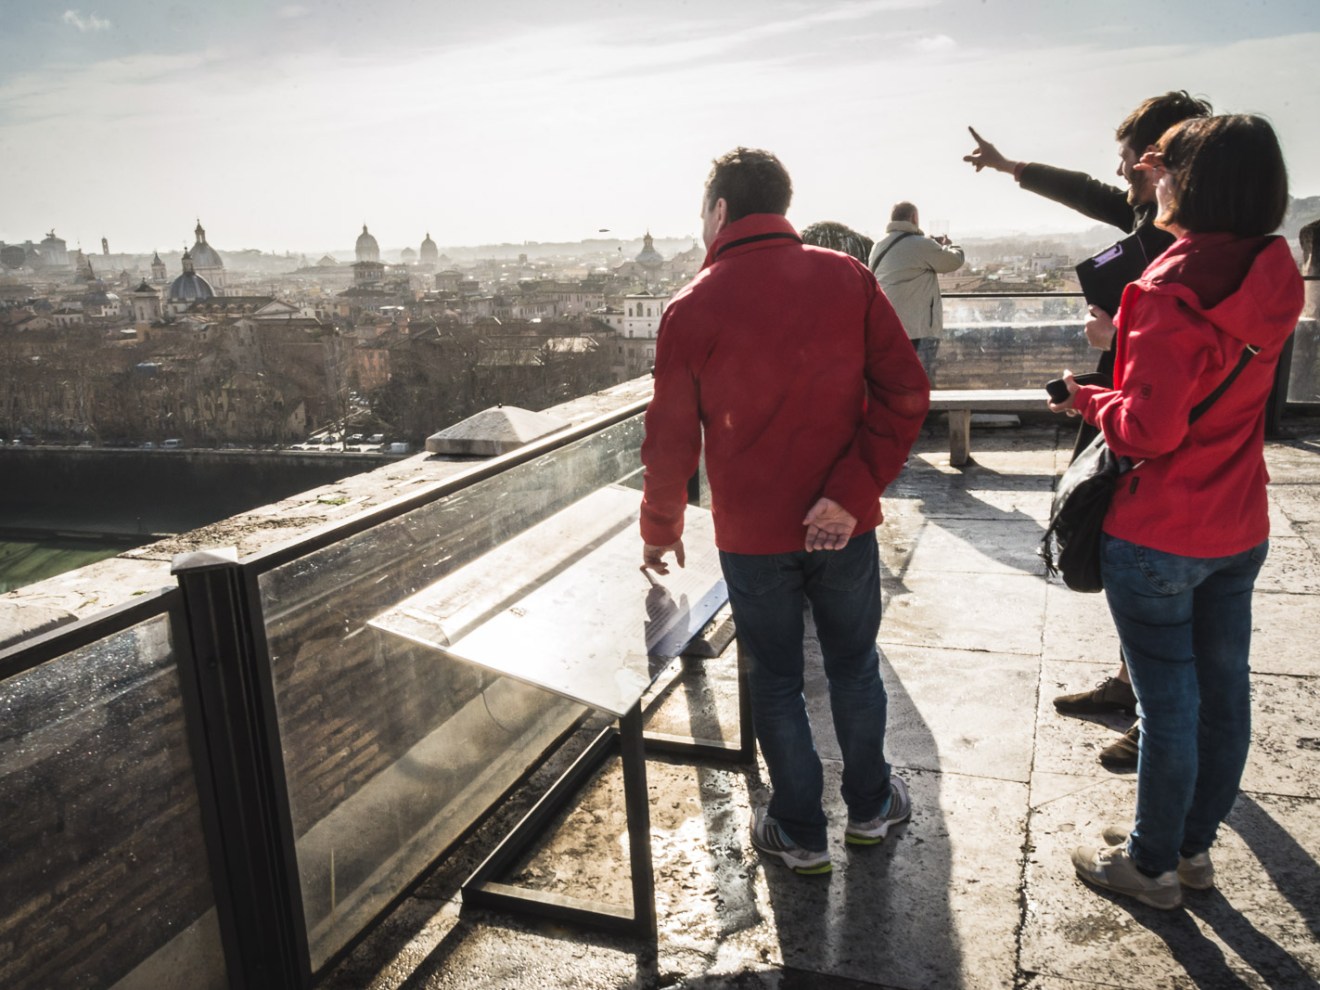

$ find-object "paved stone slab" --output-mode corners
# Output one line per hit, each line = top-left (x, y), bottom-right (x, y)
(810, 644), (1038, 783)
(1255, 535), (1320, 595)
(887, 467), (1056, 523)
(902, 517), (1047, 577)
(881, 572), (1047, 657)
(1021, 771), (1320, 990)
(1270, 483), (1320, 523)
(1263, 438), (1320, 483)
(1040, 581), (1121, 666)
(1035, 661), (1320, 798)
(1036, 659), (1136, 778)
(1251, 589), (1320, 677)
(1243, 673), (1320, 799)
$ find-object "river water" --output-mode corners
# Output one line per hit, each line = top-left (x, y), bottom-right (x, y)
(0, 536), (140, 594)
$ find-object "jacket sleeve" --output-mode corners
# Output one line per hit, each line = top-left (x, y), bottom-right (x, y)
(915, 237), (965, 274)
(640, 307), (701, 546)
(1019, 164), (1136, 232)
(1073, 292), (1217, 460)
(823, 274), (932, 520)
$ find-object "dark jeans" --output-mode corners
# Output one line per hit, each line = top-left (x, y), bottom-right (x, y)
(720, 530), (890, 850)
(911, 337), (940, 386)
(1100, 534), (1267, 874)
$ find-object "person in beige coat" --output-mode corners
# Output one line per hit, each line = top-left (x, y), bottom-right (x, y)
(867, 202), (965, 383)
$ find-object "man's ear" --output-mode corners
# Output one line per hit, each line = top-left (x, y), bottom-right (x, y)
(711, 197), (729, 233)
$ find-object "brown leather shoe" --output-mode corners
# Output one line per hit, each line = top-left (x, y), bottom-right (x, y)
(1099, 723), (1140, 769)
(1054, 676), (1137, 716)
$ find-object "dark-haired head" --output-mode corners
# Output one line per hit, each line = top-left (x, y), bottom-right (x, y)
(703, 147), (793, 223)
(1116, 90), (1213, 157)
(1155, 114), (1289, 236)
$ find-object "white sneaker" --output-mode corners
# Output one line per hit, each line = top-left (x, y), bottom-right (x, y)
(749, 807), (831, 875)
(1102, 825), (1214, 890)
(1074, 840), (1182, 909)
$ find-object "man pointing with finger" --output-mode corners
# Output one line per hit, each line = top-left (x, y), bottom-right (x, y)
(640, 147), (930, 875)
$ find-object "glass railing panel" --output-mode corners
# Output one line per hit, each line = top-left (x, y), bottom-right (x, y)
(943, 292), (1091, 326)
(256, 414), (647, 971)
(0, 615), (227, 990)
(1289, 316), (1319, 403)
(939, 293), (1092, 389)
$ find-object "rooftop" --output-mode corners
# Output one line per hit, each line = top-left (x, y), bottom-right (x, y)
(313, 419), (1320, 990)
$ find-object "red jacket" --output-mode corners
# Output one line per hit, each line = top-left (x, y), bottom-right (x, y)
(1073, 233), (1303, 557)
(640, 214), (930, 554)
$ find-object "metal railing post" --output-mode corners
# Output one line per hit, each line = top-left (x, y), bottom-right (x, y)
(171, 548), (306, 990)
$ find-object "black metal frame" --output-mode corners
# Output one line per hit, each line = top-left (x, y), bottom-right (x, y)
(461, 640), (751, 939)
(171, 550), (310, 989)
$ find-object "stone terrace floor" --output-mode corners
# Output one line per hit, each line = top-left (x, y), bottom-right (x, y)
(320, 419), (1320, 990)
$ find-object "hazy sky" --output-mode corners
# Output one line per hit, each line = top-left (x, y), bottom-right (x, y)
(2, 0), (1317, 256)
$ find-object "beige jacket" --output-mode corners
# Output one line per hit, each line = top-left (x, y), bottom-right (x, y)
(868, 221), (965, 339)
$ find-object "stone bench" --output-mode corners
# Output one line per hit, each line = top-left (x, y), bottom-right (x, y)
(928, 388), (1048, 466)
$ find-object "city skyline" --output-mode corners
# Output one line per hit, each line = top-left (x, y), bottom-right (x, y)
(2, 1), (1319, 254)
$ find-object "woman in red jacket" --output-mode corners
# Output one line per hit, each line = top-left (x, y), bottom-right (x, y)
(1051, 114), (1304, 909)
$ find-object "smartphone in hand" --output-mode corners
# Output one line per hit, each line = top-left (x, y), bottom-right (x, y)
(1045, 372), (1110, 403)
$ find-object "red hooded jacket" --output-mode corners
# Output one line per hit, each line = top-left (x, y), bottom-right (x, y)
(640, 214), (930, 554)
(1072, 232), (1304, 557)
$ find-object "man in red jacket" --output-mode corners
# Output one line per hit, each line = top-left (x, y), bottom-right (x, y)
(639, 147), (930, 875)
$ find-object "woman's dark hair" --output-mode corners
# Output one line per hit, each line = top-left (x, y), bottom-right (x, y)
(704, 147), (793, 222)
(1157, 114), (1289, 236)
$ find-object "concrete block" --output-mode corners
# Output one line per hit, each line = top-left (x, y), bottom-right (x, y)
(425, 406), (569, 456)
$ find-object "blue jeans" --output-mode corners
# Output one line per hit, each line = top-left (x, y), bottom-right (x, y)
(720, 530), (890, 851)
(1100, 534), (1267, 874)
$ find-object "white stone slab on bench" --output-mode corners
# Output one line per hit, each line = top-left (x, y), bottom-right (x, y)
(369, 485), (727, 717)
(928, 388), (1046, 411)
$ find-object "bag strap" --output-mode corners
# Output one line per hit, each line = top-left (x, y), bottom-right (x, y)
(870, 231), (918, 270)
(1188, 344), (1260, 424)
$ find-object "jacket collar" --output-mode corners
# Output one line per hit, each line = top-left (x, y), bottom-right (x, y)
(702, 214), (801, 269)
(884, 220), (922, 235)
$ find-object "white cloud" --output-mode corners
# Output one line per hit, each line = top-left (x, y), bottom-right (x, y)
(277, 5), (310, 19)
(61, 10), (111, 33)
(911, 34), (957, 53)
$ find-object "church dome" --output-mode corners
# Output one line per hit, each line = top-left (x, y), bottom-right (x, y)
(635, 231), (664, 266)
(189, 221), (224, 272)
(356, 224), (380, 263)
(420, 232), (438, 264)
(168, 249), (215, 303)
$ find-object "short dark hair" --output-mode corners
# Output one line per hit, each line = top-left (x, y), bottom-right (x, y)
(1156, 114), (1288, 236)
(800, 221), (873, 263)
(704, 147), (792, 222)
(890, 201), (918, 223)
(1115, 90), (1212, 154)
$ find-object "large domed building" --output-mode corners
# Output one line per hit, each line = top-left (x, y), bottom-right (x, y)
(188, 221), (226, 293)
(355, 224), (380, 263)
(353, 224), (384, 286)
(166, 249), (216, 315)
(419, 232), (438, 271)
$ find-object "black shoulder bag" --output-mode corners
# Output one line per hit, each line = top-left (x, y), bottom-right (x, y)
(1040, 344), (1259, 593)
